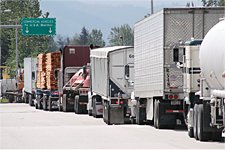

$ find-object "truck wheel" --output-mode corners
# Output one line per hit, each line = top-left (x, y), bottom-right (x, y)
(74, 96), (78, 114)
(92, 97), (97, 117)
(36, 95), (42, 109)
(78, 96), (88, 114)
(136, 100), (144, 125)
(211, 131), (222, 141)
(103, 101), (111, 125)
(35, 102), (38, 109)
(59, 105), (63, 112)
(43, 96), (47, 111)
(187, 108), (194, 138)
(14, 96), (18, 103)
(197, 104), (210, 141)
(58, 97), (62, 112)
(106, 102), (111, 125)
(193, 104), (198, 140)
(154, 100), (162, 129)
(48, 97), (53, 111)
(28, 94), (34, 106)
(25, 93), (29, 104)
(188, 126), (194, 138)
(36, 95), (39, 109)
(88, 110), (92, 116)
(62, 94), (68, 112)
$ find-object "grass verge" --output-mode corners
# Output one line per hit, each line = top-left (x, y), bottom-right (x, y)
(0, 98), (9, 103)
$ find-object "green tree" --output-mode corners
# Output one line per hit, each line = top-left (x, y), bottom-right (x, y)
(88, 29), (105, 47)
(0, 0), (55, 74)
(70, 33), (80, 45)
(56, 34), (70, 49)
(201, 0), (225, 6)
(70, 27), (105, 47)
(218, 0), (225, 5)
(79, 26), (89, 45)
(108, 24), (134, 46)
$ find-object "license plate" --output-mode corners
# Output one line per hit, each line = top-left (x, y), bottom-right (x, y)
(171, 101), (180, 105)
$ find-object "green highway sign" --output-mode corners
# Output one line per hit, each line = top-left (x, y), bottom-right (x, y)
(21, 18), (56, 36)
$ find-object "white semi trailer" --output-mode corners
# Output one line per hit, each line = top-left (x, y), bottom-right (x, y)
(185, 20), (225, 141)
(133, 7), (225, 128)
(90, 46), (134, 124)
(24, 57), (37, 106)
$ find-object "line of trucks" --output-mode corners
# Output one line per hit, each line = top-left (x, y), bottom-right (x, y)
(1, 7), (224, 142)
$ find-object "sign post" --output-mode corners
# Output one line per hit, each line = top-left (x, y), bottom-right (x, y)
(21, 18), (56, 36)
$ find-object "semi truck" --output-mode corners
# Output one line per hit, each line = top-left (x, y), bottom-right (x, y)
(183, 20), (225, 141)
(62, 65), (90, 114)
(58, 46), (90, 112)
(23, 57), (37, 106)
(0, 68), (24, 103)
(133, 7), (224, 128)
(37, 51), (61, 111)
(35, 46), (90, 111)
(89, 46), (134, 125)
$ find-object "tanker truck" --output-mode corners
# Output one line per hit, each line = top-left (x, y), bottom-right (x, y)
(185, 20), (225, 141)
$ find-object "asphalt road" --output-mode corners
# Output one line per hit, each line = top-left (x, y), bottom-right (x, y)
(0, 103), (224, 149)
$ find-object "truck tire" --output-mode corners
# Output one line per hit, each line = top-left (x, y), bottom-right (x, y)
(193, 104), (198, 140)
(14, 96), (18, 103)
(62, 94), (68, 112)
(103, 101), (111, 125)
(35, 103), (38, 109)
(74, 96), (78, 114)
(197, 104), (210, 141)
(48, 97), (53, 111)
(211, 131), (222, 141)
(92, 96), (98, 118)
(92, 97), (97, 117)
(188, 126), (194, 138)
(74, 95), (88, 114)
(36, 95), (42, 109)
(88, 110), (92, 116)
(136, 100), (144, 125)
(154, 100), (162, 129)
(43, 96), (47, 111)
(28, 94), (34, 106)
(106, 102), (111, 125)
(24, 93), (29, 104)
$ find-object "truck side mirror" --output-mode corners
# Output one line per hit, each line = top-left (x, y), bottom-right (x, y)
(32, 71), (35, 80)
(173, 48), (179, 62)
(125, 65), (130, 79)
(54, 70), (58, 80)
(83, 66), (87, 78)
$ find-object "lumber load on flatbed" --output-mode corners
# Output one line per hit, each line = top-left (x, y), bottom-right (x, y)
(37, 53), (47, 89)
(46, 52), (60, 90)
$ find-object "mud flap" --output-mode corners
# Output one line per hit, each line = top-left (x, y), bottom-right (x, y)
(159, 101), (177, 127)
(109, 106), (124, 124)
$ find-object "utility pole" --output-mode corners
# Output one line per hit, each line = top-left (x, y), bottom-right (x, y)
(15, 23), (18, 76)
(151, 0), (154, 14)
(0, 45), (1, 79)
(0, 25), (21, 78)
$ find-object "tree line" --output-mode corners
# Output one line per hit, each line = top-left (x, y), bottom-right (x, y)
(0, 0), (224, 75)
(55, 24), (134, 49)
(0, 0), (134, 74)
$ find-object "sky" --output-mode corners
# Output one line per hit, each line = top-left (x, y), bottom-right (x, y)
(40, 0), (203, 42)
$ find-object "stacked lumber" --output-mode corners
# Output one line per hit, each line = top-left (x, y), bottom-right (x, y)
(46, 52), (61, 90)
(37, 53), (47, 89)
(17, 69), (24, 91)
